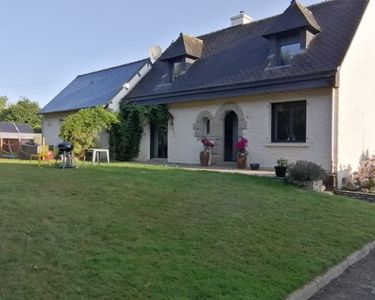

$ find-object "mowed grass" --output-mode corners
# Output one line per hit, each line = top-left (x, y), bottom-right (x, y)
(1, 160), (375, 299)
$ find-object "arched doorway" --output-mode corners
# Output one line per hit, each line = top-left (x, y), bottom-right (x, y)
(224, 111), (238, 161)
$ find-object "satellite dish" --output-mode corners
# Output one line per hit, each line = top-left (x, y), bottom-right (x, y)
(148, 45), (162, 63)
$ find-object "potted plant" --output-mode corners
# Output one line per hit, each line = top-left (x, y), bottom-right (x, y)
(250, 163), (260, 170)
(287, 160), (326, 192)
(275, 158), (288, 177)
(235, 137), (248, 169)
(200, 137), (215, 167)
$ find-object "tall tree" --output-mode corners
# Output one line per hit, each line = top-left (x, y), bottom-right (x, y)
(2, 97), (41, 132)
(0, 96), (8, 120)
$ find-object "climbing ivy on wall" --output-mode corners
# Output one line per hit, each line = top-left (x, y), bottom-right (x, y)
(109, 104), (172, 161)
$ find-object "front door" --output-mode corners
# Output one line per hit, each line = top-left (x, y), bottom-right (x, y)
(150, 123), (168, 159)
(224, 111), (238, 161)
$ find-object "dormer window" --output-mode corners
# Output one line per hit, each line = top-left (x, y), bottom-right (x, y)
(280, 43), (300, 65)
(263, 0), (321, 68)
(279, 40), (301, 66)
(159, 33), (203, 82)
(267, 33), (302, 67)
(172, 60), (185, 81)
(171, 57), (196, 81)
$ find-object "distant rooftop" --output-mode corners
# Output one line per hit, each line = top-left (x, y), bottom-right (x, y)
(0, 122), (33, 134)
(40, 58), (150, 114)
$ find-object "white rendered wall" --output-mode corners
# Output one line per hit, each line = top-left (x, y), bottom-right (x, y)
(336, 0), (375, 186)
(42, 111), (109, 148)
(42, 112), (68, 145)
(167, 89), (332, 170)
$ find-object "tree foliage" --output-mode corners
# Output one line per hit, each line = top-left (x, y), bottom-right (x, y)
(0, 96), (8, 120)
(59, 107), (119, 157)
(110, 104), (172, 161)
(2, 97), (41, 131)
(353, 157), (375, 192)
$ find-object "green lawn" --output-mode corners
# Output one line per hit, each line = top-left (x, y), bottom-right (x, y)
(1, 159), (375, 299)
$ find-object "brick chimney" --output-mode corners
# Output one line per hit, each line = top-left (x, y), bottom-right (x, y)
(231, 11), (253, 26)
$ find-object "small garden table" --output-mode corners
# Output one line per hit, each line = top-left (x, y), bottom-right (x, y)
(87, 148), (110, 165)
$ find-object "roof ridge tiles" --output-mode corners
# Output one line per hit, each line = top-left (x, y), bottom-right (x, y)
(77, 58), (149, 78)
(196, 0), (330, 40)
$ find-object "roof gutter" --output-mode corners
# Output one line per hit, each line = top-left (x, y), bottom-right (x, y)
(126, 70), (337, 106)
(38, 108), (80, 116)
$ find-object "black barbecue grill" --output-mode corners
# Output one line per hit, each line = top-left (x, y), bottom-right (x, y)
(57, 142), (74, 154)
(56, 142), (76, 168)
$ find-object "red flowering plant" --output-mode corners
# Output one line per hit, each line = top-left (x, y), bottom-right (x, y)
(201, 137), (215, 151)
(235, 137), (248, 155)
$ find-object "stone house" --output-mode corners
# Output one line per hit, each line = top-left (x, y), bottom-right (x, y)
(125, 0), (375, 187)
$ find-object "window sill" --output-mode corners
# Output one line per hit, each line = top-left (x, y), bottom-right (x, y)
(265, 65), (291, 70)
(265, 143), (309, 148)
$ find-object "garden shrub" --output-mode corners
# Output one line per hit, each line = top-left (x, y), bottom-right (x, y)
(59, 107), (118, 158)
(287, 160), (326, 181)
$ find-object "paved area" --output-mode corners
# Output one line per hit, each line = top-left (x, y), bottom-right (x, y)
(179, 165), (275, 177)
(147, 160), (276, 177)
(311, 249), (375, 300)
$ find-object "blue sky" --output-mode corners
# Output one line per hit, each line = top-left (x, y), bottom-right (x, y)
(0, 0), (322, 107)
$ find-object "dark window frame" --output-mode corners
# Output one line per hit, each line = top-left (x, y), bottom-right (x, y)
(169, 57), (196, 82)
(271, 100), (307, 143)
(171, 59), (185, 81)
(279, 41), (301, 66)
(270, 32), (302, 67)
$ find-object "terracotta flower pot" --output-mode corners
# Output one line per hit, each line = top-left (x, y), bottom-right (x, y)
(236, 153), (247, 169)
(200, 150), (210, 167)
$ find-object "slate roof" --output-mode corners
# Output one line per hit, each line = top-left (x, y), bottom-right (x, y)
(0, 122), (33, 133)
(159, 34), (203, 61)
(263, 0), (321, 38)
(41, 58), (150, 114)
(126, 0), (369, 105)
